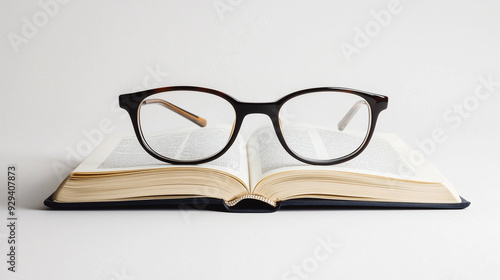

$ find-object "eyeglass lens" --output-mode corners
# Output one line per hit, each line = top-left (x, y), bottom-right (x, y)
(279, 91), (371, 161)
(138, 90), (236, 162)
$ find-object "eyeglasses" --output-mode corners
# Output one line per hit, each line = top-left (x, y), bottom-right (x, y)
(119, 86), (388, 165)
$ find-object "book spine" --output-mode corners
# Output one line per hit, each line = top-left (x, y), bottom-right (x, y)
(226, 195), (277, 207)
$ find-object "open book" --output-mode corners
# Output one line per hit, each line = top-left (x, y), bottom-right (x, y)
(44, 126), (470, 212)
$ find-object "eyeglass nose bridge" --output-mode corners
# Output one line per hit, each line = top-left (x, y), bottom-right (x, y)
(235, 102), (280, 118)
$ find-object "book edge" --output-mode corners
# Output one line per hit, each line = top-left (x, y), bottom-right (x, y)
(44, 192), (470, 211)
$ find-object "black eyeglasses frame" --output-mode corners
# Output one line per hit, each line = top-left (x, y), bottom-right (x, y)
(119, 86), (388, 166)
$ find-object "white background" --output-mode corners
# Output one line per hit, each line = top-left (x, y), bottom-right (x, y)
(1, 0), (500, 279)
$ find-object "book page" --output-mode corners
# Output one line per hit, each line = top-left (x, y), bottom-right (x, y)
(74, 131), (249, 186)
(247, 126), (444, 190)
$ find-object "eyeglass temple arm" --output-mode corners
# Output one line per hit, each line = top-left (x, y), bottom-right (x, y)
(337, 100), (367, 131)
(143, 99), (207, 127)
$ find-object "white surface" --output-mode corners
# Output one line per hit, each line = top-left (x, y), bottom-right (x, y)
(1, 0), (500, 279)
